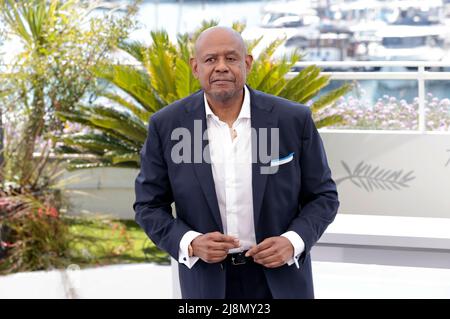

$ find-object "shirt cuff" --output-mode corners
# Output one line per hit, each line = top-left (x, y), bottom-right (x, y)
(178, 230), (203, 269)
(281, 231), (305, 269)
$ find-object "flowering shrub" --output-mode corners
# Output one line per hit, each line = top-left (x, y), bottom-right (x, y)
(320, 93), (450, 131)
(0, 187), (71, 274)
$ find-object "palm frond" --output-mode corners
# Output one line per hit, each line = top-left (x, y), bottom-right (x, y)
(258, 37), (286, 60)
(87, 106), (148, 144)
(311, 83), (353, 113)
(118, 40), (146, 62)
(94, 64), (163, 112)
(144, 31), (178, 104)
(61, 133), (134, 154)
(191, 20), (219, 42)
(109, 152), (140, 165)
(278, 65), (317, 99)
(246, 36), (263, 55)
(65, 160), (115, 171)
(175, 58), (201, 99)
(297, 75), (330, 103)
(231, 21), (246, 34)
(314, 115), (344, 129)
(176, 33), (192, 63)
(98, 91), (151, 123)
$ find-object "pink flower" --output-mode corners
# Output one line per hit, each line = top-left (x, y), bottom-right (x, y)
(1, 241), (15, 248)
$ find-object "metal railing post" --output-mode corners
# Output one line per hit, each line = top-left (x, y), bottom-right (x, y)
(418, 66), (426, 133)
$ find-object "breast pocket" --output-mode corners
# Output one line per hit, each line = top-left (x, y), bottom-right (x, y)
(264, 152), (296, 175)
(270, 152), (294, 167)
(265, 154), (300, 204)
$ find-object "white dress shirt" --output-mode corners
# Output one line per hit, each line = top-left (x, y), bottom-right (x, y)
(178, 86), (305, 269)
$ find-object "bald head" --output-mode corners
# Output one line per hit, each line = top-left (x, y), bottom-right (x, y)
(190, 26), (253, 104)
(194, 26), (247, 57)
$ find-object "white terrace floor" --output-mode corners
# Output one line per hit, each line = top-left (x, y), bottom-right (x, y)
(1, 261), (450, 299)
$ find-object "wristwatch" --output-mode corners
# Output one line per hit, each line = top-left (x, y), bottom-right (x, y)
(188, 243), (194, 257)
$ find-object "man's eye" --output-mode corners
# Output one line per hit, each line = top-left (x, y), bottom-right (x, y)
(227, 57), (236, 61)
(205, 58), (215, 63)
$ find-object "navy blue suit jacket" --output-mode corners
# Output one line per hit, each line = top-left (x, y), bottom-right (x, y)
(134, 87), (339, 299)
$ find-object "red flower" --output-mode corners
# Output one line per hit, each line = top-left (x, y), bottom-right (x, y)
(0, 198), (9, 207)
(46, 206), (59, 218)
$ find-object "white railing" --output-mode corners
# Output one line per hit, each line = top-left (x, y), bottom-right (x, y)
(3, 60), (450, 133)
(292, 61), (450, 133)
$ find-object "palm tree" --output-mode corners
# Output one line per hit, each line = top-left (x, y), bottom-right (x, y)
(57, 21), (351, 170)
(0, 0), (139, 274)
(0, 0), (136, 184)
(1, 0), (59, 184)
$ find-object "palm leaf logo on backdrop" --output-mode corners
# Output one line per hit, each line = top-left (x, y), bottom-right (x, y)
(335, 161), (416, 192)
(446, 149), (450, 167)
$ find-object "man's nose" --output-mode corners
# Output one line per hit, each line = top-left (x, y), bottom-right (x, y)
(214, 58), (229, 72)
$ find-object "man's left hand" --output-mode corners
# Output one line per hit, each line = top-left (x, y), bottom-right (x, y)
(245, 236), (294, 268)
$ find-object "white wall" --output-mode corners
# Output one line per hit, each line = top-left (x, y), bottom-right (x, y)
(321, 130), (450, 219)
(62, 131), (450, 220)
(62, 167), (138, 219)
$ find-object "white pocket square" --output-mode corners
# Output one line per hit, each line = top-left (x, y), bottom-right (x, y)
(270, 152), (294, 167)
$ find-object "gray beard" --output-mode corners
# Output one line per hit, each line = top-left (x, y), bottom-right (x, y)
(210, 90), (236, 102)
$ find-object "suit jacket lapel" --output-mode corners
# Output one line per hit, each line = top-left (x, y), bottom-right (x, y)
(249, 88), (278, 233)
(184, 91), (223, 232)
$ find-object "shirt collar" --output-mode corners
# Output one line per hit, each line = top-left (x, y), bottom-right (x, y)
(204, 85), (251, 121)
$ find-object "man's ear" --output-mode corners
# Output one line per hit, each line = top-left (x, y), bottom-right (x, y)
(245, 54), (253, 73)
(190, 57), (198, 78)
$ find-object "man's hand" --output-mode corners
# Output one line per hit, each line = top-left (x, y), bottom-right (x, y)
(191, 231), (240, 263)
(245, 236), (294, 268)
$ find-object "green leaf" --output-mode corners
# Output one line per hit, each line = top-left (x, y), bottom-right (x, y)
(314, 115), (344, 129)
(98, 91), (151, 124)
(111, 153), (140, 165)
(118, 40), (146, 63)
(311, 83), (352, 113)
(175, 58), (200, 99)
(258, 37), (286, 60)
(297, 76), (330, 103)
(94, 64), (163, 113)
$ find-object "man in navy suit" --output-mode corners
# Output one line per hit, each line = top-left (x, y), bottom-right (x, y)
(134, 26), (339, 299)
